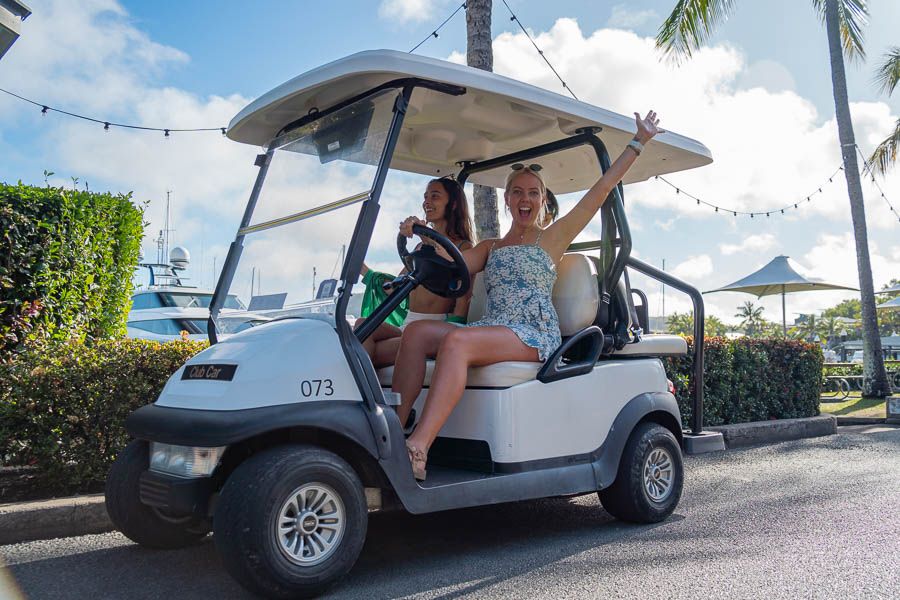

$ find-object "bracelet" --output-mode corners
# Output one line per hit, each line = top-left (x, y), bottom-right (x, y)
(627, 138), (643, 156)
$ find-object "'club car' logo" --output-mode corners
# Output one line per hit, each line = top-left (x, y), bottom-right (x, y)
(181, 364), (237, 381)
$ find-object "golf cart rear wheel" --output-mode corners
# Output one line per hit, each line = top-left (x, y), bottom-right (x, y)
(599, 422), (683, 523)
(104, 440), (210, 549)
(214, 445), (367, 599)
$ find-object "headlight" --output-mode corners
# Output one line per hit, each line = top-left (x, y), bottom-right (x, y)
(149, 443), (226, 478)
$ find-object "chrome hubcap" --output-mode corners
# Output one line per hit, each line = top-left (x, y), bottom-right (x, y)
(276, 483), (345, 566)
(643, 448), (674, 503)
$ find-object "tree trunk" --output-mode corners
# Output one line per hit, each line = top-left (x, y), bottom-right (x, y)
(466, 0), (500, 240)
(823, 0), (890, 397)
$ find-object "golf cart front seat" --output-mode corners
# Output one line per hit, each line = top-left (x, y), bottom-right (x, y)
(376, 254), (600, 388)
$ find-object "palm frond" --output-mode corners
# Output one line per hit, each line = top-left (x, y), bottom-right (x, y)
(873, 47), (900, 95)
(812, 0), (868, 61)
(655, 0), (738, 63)
(867, 118), (900, 176)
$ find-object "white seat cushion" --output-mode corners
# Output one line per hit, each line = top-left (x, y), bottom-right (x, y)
(552, 254), (599, 336)
(467, 253), (599, 336)
(615, 334), (688, 356)
(377, 360), (542, 388)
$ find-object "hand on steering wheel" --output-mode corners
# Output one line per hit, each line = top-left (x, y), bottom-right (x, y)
(397, 219), (470, 298)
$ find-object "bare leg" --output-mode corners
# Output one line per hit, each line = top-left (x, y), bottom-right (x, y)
(391, 320), (457, 426)
(372, 336), (402, 368)
(355, 317), (402, 360)
(406, 326), (539, 453)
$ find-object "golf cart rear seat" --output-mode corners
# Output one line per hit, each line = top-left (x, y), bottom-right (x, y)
(376, 254), (686, 388)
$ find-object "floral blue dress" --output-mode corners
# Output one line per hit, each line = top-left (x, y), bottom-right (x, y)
(466, 239), (561, 361)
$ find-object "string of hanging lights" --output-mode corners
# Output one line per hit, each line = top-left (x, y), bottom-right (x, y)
(653, 164), (845, 219)
(408, 2), (467, 53)
(0, 87), (226, 137)
(856, 145), (900, 224)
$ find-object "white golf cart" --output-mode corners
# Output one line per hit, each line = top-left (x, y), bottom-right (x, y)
(106, 50), (723, 599)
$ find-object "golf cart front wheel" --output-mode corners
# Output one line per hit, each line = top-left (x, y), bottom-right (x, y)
(104, 440), (210, 549)
(599, 422), (683, 523)
(214, 444), (367, 599)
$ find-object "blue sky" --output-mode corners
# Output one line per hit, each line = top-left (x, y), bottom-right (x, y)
(1, 0), (898, 324)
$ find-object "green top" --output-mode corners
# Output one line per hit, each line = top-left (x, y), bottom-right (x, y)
(360, 269), (408, 327)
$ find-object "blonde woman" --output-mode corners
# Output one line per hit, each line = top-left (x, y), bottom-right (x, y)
(393, 111), (664, 480)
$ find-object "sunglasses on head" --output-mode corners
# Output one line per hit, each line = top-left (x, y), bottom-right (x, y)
(510, 163), (542, 172)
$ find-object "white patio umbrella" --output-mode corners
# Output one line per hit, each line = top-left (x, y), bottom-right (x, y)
(706, 255), (858, 336)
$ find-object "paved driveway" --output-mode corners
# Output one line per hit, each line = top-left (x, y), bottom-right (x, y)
(2, 425), (898, 599)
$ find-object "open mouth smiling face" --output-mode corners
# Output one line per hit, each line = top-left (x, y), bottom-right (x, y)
(506, 172), (544, 226)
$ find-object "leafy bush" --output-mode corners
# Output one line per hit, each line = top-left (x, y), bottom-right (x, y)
(0, 182), (143, 358)
(0, 339), (206, 490)
(666, 337), (823, 426)
(0, 335), (824, 491)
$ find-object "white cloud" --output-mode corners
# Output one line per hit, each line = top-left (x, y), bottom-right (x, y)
(3, 7), (898, 316)
(607, 5), (659, 29)
(671, 254), (713, 281)
(720, 233), (777, 256)
(736, 59), (798, 94)
(485, 19), (900, 230)
(378, 0), (440, 24)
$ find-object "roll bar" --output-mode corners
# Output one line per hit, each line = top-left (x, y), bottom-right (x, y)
(626, 257), (706, 434)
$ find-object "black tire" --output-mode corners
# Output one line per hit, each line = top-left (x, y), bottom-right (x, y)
(104, 440), (210, 549)
(599, 422), (683, 523)
(214, 445), (368, 599)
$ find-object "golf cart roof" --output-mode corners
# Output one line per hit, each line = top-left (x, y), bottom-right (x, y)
(227, 50), (712, 194)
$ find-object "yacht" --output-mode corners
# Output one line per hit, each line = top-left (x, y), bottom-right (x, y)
(127, 248), (266, 341)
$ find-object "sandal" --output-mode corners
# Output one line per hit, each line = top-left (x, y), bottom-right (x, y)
(405, 441), (427, 481)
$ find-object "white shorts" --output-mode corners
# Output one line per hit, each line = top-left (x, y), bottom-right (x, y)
(400, 311), (447, 330)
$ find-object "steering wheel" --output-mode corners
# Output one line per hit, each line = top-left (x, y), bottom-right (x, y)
(396, 224), (470, 298)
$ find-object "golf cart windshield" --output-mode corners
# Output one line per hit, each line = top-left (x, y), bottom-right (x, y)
(208, 87), (401, 335)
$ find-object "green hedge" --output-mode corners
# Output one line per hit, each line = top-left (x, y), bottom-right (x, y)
(0, 339), (206, 491)
(665, 337), (824, 427)
(0, 182), (144, 358)
(1, 336), (823, 491)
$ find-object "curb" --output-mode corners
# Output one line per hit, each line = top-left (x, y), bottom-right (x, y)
(707, 415), (837, 449)
(835, 416), (887, 425)
(0, 493), (112, 545)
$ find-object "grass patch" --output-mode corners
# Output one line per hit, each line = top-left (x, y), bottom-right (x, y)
(819, 396), (886, 418)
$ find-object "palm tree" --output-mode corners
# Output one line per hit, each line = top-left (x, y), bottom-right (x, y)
(704, 315), (728, 337)
(868, 47), (900, 175)
(666, 311), (695, 336)
(792, 314), (823, 342)
(735, 301), (765, 337)
(466, 0), (500, 240)
(657, 0), (890, 397)
(820, 314), (840, 347)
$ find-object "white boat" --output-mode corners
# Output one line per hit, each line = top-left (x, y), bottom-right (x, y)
(127, 248), (266, 341)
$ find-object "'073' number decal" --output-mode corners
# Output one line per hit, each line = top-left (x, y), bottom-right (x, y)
(300, 379), (334, 398)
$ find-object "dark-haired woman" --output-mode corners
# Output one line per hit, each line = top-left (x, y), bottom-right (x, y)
(359, 177), (475, 368)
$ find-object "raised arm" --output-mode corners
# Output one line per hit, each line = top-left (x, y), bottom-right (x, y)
(543, 111), (663, 259)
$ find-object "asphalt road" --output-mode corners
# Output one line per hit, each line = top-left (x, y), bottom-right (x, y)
(2, 425), (899, 600)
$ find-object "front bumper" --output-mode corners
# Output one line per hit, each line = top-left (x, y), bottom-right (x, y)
(139, 470), (215, 515)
